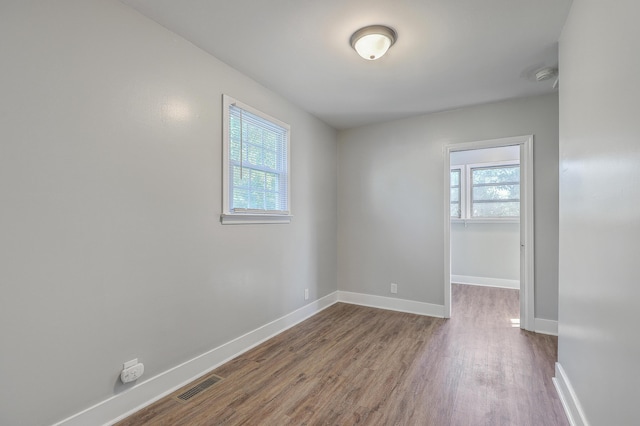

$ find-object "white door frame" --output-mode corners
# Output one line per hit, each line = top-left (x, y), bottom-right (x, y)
(443, 135), (535, 331)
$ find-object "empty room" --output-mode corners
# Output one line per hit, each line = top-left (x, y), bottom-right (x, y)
(2, 1), (639, 425)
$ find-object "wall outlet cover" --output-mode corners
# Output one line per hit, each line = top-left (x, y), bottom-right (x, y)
(121, 362), (144, 383)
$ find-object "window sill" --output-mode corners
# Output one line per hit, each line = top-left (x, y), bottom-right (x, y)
(451, 218), (520, 225)
(220, 213), (293, 225)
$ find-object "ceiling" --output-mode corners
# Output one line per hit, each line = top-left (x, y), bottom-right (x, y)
(121, 0), (573, 130)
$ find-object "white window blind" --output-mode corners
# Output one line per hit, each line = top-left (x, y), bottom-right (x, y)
(222, 95), (291, 224)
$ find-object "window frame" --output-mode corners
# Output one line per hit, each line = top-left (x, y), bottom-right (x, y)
(221, 94), (292, 225)
(469, 161), (520, 219)
(451, 160), (520, 223)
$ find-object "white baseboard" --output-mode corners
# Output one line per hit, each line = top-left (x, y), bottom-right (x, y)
(534, 318), (558, 336)
(53, 292), (339, 426)
(451, 274), (519, 289)
(553, 362), (590, 426)
(337, 291), (444, 318)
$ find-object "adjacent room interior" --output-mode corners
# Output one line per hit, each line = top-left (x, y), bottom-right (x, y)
(2, 1), (639, 425)
(450, 146), (521, 290)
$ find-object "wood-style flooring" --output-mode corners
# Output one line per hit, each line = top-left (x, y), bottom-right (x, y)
(117, 284), (568, 425)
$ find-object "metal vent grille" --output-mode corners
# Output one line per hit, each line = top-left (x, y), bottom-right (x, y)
(176, 376), (222, 402)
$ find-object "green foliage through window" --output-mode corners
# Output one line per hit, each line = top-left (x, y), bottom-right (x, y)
(471, 165), (519, 217)
(450, 169), (461, 218)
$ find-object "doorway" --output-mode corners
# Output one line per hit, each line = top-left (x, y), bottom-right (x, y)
(443, 136), (534, 330)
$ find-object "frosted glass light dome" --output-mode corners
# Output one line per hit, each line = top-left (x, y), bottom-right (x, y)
(350, 25), (397, 61)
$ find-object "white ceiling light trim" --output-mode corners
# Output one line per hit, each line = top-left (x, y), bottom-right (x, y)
(350, 25), (397, 60)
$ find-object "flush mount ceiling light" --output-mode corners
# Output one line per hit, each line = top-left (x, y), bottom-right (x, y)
(350, 25), (397, 61)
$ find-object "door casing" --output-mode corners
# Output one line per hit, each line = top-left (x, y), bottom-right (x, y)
(443, 135), (534, 330)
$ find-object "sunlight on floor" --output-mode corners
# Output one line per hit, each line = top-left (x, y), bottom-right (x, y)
(510, 318), (520, 328)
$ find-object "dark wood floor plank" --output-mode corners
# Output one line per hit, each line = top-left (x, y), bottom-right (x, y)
(116, 285), (568, 426)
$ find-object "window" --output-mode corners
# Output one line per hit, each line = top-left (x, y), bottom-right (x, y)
(221, 95), (291, 224)
(450, 168), (462, 218)
(451, 162), (520, 220)
(470, 164), (520, 218)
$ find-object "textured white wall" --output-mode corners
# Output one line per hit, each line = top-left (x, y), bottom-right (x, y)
(0, 1), (337, 425)
(338, 94), (558, 318)
(558, 0), (640, 424)
(450, 146), (520, 284)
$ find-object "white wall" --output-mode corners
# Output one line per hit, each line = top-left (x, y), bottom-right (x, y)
(450, 145), (519, 165)
(451, 223), (520, 287)
(337, 93), (559, 318)
(451, 146), (520, 287)
(557, 0), (640, 424)
(0, 1), (337, 425)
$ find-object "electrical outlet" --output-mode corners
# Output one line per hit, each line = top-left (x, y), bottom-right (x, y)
(304, 288), (309, 300)
(121, 359), (144, 383)
(390, 283), (398, 294)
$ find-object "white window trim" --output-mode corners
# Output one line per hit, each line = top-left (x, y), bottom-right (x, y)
(221, 94), (292, 225)
(450, 160), (520, 223)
